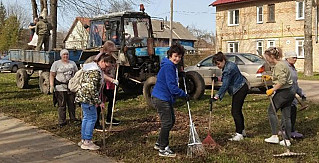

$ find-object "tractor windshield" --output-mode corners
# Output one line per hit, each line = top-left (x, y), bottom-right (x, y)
(89, 20), (106, 48)
(123, 17), (150, 47)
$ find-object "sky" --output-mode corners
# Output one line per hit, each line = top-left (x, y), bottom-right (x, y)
(1, 0), (216, 33)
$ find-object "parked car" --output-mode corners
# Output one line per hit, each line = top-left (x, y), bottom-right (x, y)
(0, 55), (24, 73)
(185, 53), (273, 92)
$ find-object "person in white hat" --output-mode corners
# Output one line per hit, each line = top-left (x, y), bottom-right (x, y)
(50, 49), (79, 127)
(284, 51), (306, 138)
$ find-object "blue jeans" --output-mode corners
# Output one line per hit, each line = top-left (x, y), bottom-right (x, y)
(81, 103), (97, 140)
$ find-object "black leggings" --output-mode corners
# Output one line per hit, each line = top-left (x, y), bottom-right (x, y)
(231, 83), (248, 134)
(95, 89), (114, 126)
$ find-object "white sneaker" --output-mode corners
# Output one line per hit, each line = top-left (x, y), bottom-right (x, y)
(81, 140), (100, 150)
(228, 133), (244, 141)
(159, 146), (176, 157)
(264, 135), (279, 144)
(77, 139), (84, 147)
(279, 140), (291, 147)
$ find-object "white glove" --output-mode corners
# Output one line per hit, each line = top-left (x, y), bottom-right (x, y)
(50, 85), (54, 94)
(112, 79), (119, 86)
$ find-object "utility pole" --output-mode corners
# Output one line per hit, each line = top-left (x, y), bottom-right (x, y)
(304, 0), (313, 76)
(169, 0), (173, 46)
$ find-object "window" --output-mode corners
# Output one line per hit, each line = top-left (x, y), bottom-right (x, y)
(296, 1), (304, 20)
(268, 4), (275, 22)
(267, 40), (276, 48)
(228, 9), (239, 26)
(295, 39), (304, 58)
(257, 6), (263, 23)
(200, 57), (215, 67)
(228, 42), (239, 52)
(256, 40), (263, 54)
(226, 55), (245, 65)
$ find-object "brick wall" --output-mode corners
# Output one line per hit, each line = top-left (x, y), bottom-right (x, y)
(215, 0), (319, 72)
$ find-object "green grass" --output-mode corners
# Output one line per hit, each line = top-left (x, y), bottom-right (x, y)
(0, 72), (318, 162)
(298, 72), (319, 80)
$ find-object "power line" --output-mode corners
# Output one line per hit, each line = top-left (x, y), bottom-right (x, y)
(154, 10), (216, 16)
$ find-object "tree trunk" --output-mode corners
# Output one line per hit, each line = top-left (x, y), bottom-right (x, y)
(31, 0), (38, 19)
(50, 0), (57, 49)
(40, 0), (48, 15)
(304, 0), (313, 76)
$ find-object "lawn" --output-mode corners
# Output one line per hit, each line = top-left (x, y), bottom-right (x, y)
(298, 72), (319, 80)
(0, 72), (318, 163)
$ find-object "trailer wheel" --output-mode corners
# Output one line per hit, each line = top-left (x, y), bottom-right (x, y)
(143, 76), (156, 108)
(16, 69), (29, 89)
(39, 71), (50, 94)
(182, 71), (205, 100)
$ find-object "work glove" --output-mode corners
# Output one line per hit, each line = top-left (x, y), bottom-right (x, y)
(50, 85), (54, 94)
(266, 88), (274, 96)
(211, 76), (218, 82)
(185, 94), (190, 102)
(262, 75), (272, 81)
(112, 79), (119, 86)
(301, 95), (307, 101)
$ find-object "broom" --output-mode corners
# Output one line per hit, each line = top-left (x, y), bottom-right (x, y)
(183, 76), (205, 158)
(202, 74), (220, 149)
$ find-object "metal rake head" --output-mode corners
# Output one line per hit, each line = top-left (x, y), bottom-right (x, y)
(273, 149), (306, 157)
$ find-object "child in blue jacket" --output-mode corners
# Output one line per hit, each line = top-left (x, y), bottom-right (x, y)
(151, 44), (187, 158)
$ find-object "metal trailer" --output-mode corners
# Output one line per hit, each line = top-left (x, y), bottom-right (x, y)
(8, 49), (96, 94)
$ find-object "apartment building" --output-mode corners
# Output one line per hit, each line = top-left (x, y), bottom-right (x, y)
(211, 0), (319, 71)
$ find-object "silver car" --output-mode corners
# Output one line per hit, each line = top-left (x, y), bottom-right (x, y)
(185, 53), (272, 92)
(0, 55), (24, 73)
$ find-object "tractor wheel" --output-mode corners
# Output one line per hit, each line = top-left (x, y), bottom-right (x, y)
(143, 76), (157, 108)
(39, 71), (50, 94)
(16, 69), (29, 89)
(182, 71), (205, 100)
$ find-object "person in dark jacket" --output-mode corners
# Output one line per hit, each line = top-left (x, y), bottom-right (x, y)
(211, 51), (249, 141)
(35, 16), (52, 51)
(151, 43), (187, 158)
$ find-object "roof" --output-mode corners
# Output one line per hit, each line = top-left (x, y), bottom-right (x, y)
(210, 0), (255, 6)
(63, 17), (90, 42)
(152, 20), (197, 41)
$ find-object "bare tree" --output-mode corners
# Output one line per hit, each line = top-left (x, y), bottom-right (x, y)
(50, 0), (57, 49)
(31, 0), (38, 19)
(304, 0), (313, 76)
(7, 3), (29, 28)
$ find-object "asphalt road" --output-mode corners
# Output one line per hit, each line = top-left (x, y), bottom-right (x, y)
(298, 80), (319, 102)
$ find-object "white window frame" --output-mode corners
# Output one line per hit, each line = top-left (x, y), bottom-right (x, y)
(228, 9), (239, 26)
(227, 41), (239, 53)
(296, 1), (305, 20)
(257, 6), (263, 24)
(267, 39), (277, 48)
(295, 38), (304, 58)
(256, 40), (264, 54)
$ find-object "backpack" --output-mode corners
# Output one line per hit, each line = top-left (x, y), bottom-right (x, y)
(68, 69), (83, 93)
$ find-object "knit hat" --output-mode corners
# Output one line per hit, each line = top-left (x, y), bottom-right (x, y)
(284, 51), (297, 59)
(60, 49), (69, 57)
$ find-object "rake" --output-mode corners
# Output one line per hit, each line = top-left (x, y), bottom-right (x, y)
(183, 77), (205, 158)
(202, 74), (220, 149)
(263, 79), (305, 157)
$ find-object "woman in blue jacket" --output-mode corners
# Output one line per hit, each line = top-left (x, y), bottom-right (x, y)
(151, 44), (187, 158)
(212, 52), (249, 141)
